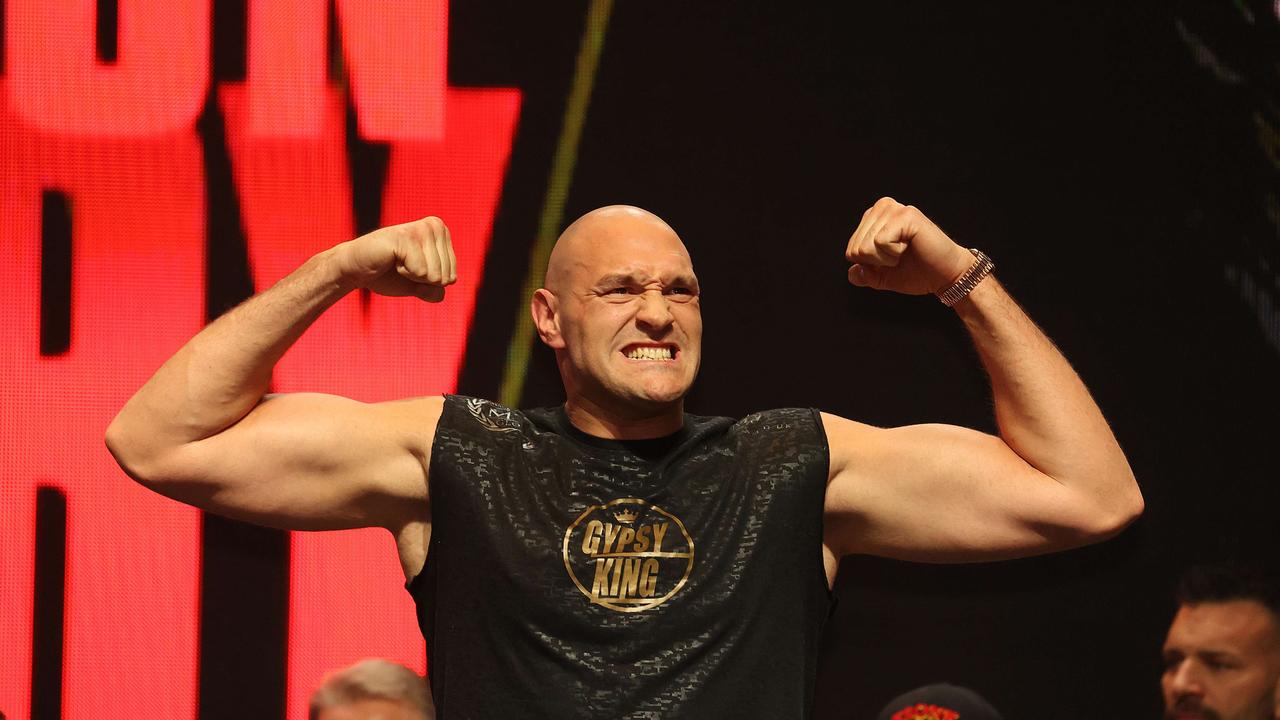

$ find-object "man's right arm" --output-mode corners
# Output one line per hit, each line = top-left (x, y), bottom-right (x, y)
(105, 217), (456, 533)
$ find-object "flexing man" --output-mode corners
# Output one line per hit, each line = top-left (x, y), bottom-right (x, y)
(106, 199), (1142, 716)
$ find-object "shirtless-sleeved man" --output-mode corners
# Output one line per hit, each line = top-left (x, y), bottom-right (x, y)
(106, 199), (1142, 717)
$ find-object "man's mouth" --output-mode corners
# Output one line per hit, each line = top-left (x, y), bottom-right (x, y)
(1169, 699), (1215, 720)
(622, 344), (677, 361)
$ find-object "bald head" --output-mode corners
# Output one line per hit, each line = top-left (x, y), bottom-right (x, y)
(530, 205), (702, 432)
(545, 206), (688, 293)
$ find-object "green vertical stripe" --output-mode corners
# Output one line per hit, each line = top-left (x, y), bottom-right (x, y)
(499, 0), (614, 407)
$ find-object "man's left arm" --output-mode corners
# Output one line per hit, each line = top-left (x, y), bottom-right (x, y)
(823, 198), (1143, 562)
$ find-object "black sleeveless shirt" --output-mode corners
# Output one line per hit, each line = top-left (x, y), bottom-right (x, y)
(407, 395), (831, 718)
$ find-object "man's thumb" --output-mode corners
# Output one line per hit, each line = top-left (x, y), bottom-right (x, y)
(847, 264), (882, 289)
(417, 284), (446, 303)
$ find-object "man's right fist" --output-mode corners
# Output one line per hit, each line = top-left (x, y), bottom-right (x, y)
(333, 217), (457, 302)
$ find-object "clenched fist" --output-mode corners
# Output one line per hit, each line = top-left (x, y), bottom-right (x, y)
(845, 198), (976, 296)
(332, 216), (457, 302)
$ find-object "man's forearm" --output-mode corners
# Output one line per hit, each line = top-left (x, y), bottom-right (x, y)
(953, 275), (1141, 517)
(106, 247), (349, 472)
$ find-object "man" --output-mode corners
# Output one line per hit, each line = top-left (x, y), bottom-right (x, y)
(310, 658), (435, 720)
(106, 199), (1142, 716)
(1163, 566), (1280, 720)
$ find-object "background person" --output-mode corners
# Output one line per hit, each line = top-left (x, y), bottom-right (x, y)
(874, 683), (1002, 720)
(1162, 566), (1280, 720)
(309, 658), (434, 720)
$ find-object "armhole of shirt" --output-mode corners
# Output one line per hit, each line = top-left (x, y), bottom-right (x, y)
(807, 406), (837, 606)
(425, 394), (456, 517)
(406, 394), (460, 591)
(808, 407), (832, 483)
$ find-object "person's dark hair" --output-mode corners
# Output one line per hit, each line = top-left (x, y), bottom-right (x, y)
(875, 683), (1002, 720)
(1176, 565), (1280, 616)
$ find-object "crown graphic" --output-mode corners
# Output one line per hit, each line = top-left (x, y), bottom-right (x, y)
(613, 508), (638, 524)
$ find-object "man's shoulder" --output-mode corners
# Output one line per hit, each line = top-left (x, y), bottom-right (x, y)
(680, 407), (826, 457)
(724, 407), (823, 436)
(440, 395), (539, 437)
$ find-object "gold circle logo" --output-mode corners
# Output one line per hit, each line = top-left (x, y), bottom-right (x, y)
(562, 498), (695, 612)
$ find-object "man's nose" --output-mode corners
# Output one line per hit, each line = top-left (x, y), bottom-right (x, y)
(1168, 660), (1204, 696)
(635, 290), (674, 329)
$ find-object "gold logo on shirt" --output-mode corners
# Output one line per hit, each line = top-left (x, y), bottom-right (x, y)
(466, 398), (520, 433)
(562, 498), (694, 612)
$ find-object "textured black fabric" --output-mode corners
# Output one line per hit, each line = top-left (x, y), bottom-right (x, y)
(407, 395), (831, 719)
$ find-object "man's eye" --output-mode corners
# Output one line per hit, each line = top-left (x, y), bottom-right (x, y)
(607, 287), (629, 295)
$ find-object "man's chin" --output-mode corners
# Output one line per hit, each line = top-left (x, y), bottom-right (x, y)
(612, 385), (689, 414)
(639, 383), (692, 404)
(626, 393), (685, 412)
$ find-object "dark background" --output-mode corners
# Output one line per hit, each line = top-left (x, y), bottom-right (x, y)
(52, 0), (1280, 717)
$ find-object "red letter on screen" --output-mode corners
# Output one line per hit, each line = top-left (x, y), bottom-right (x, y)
(245, 0), (447, 139)
(220, 78), (520, 718)
(5, 0), (209, 135)
(0, 94), (206, 720)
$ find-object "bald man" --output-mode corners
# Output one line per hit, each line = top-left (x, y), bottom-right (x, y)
(107, 201), (1142, 717)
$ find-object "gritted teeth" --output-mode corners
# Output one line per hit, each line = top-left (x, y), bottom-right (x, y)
(623, 345), (676, 361)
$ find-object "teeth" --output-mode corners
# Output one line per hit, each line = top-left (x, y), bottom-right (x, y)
(626, 346), (673, 360)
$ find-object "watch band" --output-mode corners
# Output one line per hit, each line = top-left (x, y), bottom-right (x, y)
(936, 248), (994, 307)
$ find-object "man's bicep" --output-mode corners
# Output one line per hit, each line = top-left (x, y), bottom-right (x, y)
(820, 413), (1103, 562)
(150, 393), (442, 531)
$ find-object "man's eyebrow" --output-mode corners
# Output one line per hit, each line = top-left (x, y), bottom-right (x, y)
(593, 273), (642, 287)
(1197, 649), (1242, 661)
(590, 272), (700, 292)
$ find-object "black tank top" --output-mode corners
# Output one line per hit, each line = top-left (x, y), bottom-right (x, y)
(407, 395), (832, 718)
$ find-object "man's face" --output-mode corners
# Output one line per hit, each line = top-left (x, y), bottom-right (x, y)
(1162, 600), (1280, 720)
(548, 213), (702, 415)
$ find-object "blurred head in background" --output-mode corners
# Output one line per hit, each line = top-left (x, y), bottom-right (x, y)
(875, 682), (1002, 720)
(309, 658), (434, 720)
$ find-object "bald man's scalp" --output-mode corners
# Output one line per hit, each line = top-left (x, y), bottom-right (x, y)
(545, 205), (683, 293)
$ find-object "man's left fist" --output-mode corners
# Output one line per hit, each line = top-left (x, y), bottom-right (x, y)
(845, 197), (975, 296)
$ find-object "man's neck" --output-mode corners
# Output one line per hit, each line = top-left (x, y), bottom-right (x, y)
(563, 396), (684, 440)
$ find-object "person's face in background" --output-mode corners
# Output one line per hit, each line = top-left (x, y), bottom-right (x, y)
(1162, 600), (1280, 720)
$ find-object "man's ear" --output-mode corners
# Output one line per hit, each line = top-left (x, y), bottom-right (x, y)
(532, 289), (565, 349)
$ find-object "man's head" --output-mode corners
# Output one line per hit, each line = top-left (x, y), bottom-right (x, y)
(875, 683), (1003, 720)
(533, 206), (701, 423)
(1163, 566), (1280, 720)
(309, 659), (434, 720)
